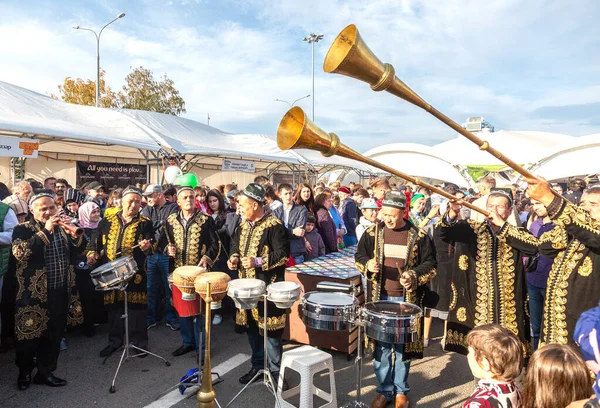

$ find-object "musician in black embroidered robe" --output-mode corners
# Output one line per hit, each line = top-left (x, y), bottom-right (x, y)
(354, 191), (436, 408)
(160, 186), (220, 357)
(227, 183), (289, 385)
(87, 187), (153, 357)
(526, 180), (600, 347)
(12, 194), (86, 389)
(441, 191), (537, 357)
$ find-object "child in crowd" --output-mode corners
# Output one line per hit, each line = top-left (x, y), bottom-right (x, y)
(464, 324), (523, 408)
(522, 344), (593, 408)
(304, 214), (325, 261)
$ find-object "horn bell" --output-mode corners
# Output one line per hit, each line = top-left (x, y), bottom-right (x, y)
(277, 106), (342, 158)
(323, 24), (429, 110)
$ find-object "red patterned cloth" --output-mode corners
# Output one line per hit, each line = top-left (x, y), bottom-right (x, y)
(463, 380), (521, 408)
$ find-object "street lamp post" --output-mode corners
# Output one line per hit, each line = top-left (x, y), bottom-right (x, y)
(273, 94), (311, 108)
(73, 12), (126, 107)
(303, 33), (323, 121)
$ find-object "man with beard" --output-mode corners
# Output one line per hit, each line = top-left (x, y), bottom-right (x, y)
(526, 178), (600, 347)
(12, 193), (86, 389)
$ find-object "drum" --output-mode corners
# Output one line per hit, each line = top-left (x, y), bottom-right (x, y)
(267, 281), (302, 309)
(362, 301), (422, 344)
(90, 255), (138, 290)
(194, 272), (231, 310)
(173, 266), (206, 300)
(227, 279), (266, 310)
(301, 291), (358, 331)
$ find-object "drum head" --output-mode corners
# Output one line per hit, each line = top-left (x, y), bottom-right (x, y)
(228, 278), (264, 289)
(304, 291), (355, 306)
(365, 301), (422, 317)
(174, 266), (206, 278)
(268, 281), (300, 292)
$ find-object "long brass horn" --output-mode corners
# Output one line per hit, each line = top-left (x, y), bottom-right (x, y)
(324, 24), (561, 198)
(277, 106), (489, 216)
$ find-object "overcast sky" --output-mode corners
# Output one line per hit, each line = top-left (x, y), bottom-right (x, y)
(1, 0), (599, 153)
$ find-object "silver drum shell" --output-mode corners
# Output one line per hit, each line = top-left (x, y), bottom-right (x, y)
(301, 291), (358, 331)
(363, 301), (422, 344)
(90, 255), (138, 290)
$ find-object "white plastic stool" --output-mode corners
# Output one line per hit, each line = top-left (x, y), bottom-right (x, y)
(276, 345), (337, 408)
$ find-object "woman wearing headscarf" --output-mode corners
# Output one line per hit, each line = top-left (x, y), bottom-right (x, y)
(75, 202), (105, 336)
(408, 194), (427, 227)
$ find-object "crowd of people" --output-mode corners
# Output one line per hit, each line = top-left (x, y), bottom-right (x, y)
(0, 173), (599, 408)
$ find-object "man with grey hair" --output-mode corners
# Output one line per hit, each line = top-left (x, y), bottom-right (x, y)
(3, 181), (32, 223)
(12, 193), (86, 390)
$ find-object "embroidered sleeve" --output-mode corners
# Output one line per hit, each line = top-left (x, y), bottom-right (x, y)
(550, 199), (600, 250)
(440, 211), (477, 244)
(539, 225), (568, 258)
(261, 221), (289, 271)
(497, 223), (539, 256)
(410, 231), (437, 287)
(355, 224), (376, 277)
(12, 224), (49, 262)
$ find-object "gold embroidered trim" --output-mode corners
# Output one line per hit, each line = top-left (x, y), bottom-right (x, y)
(553, 201), (600, 232)
(36, 230), (50, 245)
(12, 238), (32, 262)
(251, 307), (286, 331)
(540, 226), (568, 250)
(457, 307), (467, 322)
(15, 304), (49, 341)
(499, 224), (539, 246)
(446, 329), (468, 349)
(449, 282), (458, 311)
(578, 256), (592, 277)
(458, 254), (469, 271)
(28, 269), (47, 303)
(238, 215), (284, 279)
(498, 237), (518, 335)
(104, 290), (148, 305)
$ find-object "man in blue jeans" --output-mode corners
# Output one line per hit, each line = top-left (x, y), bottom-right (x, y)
(142, 184), (179, 330)
(355, 191), (437, 408)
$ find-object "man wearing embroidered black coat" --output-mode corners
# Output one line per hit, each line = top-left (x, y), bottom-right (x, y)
(441, 191), (537, 357)
(87, 186), (154, 358)
(13, 194), (87, 390)
(355, 191), (437, 408)
(227, 183), (290, 385)
(526, 179), (600, 347)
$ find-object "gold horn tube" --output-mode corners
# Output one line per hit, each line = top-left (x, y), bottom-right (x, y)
(324, 24), (562, 199)
(197, 282), (216, 408)
(277, 107), (489, 216)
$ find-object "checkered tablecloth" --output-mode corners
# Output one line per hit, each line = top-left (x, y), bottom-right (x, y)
(285, 246), (361, 279)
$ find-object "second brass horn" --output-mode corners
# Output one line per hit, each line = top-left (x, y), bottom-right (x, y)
(277, 107), (489, 216)
(324, 24), (562, 200)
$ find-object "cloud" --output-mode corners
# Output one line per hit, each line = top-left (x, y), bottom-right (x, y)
(0, 0), (599, 153)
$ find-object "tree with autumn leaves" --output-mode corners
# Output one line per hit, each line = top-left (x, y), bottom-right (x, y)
(51, 66), (186, 115)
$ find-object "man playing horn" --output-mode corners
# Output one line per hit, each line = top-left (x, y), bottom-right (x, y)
(160, 186), (220, 358)
(12, 193), (86, 390)
(442, 190), (537, 357)
(355, 191), (436, 408)
(227, 183), (290, 386)
(87, 186), (153, 358)
(526, 178), (600, 347)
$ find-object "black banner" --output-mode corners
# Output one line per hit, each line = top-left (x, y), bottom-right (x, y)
(76, 161), (147, 190)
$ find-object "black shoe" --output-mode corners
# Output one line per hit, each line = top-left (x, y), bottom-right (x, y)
(33, 373), (67, 387)
(239, 367), (260, 385)
(17, 371), (31, 391)
(100, 345), (118, 358)
(172, 345), (195, 357)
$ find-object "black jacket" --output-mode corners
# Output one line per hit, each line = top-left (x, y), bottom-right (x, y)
(272, 204), (307, 258)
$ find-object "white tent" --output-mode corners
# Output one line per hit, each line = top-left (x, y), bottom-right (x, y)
(432, 130), (574, 166)
(523, 133), (600, 181)
(362, 143), (475, 187)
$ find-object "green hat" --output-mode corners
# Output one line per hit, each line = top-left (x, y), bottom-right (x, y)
(241, 183), (266, 204)
(382, 191), (406, 210)
(410, 193), (425, 206)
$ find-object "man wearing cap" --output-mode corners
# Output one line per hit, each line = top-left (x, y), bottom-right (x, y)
(227, 183), (290, 385)
(12, 193), (86, 390)
(338, 186), (358, 247)
(355, 191), (436, 408)
(442, 190), (537, 357)
(272, 183), (307, 264)
(85, 181), (106, 210)
(160, 187), (220, 358)
(87, 186), (154, 358)
(142, 184), (180, 331)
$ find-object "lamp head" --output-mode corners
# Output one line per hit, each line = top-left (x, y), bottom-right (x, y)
(117, 12), (126, 18)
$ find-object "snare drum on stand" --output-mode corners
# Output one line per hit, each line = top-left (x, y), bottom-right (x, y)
(90, 255), (137, 290)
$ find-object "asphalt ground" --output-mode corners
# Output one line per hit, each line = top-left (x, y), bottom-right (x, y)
(0, 316), (474, 408)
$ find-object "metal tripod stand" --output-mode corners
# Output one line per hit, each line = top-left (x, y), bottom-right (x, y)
(342, 319), (368, 408)
(103, 280), (171, 393)
(226, 294), (281, 408)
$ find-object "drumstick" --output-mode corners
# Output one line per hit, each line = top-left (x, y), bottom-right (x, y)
(115, 243), (142, 257)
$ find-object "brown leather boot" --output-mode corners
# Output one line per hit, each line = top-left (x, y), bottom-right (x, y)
(395, 394), (410, 408)
(371, 394), (389, 408)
